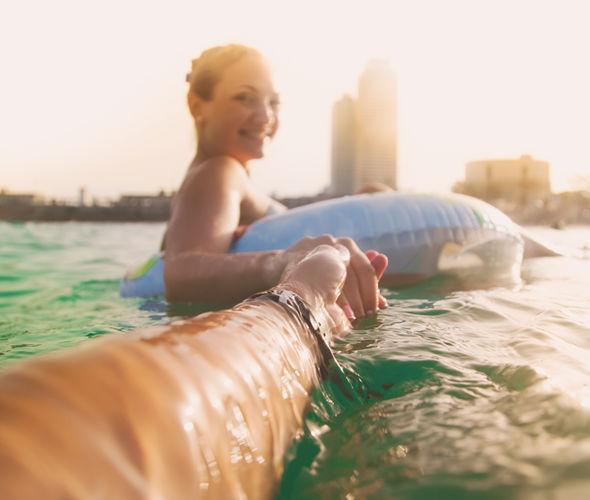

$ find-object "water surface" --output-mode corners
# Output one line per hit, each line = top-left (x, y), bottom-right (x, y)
(1, 221), (589, 498)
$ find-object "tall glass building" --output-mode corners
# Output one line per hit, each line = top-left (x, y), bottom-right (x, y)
(331, 60), (397, 195)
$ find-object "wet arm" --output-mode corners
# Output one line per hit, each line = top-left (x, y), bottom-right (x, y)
(163, 158), (284, 304)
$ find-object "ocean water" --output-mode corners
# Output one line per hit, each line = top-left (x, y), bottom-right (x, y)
(1, 221), (589, 498)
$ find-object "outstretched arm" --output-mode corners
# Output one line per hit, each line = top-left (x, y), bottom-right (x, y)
(0, 245), (386, 499)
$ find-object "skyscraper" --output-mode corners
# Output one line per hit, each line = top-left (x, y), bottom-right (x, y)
(331, 94), (356, 196)
(330, 60), (397, 195)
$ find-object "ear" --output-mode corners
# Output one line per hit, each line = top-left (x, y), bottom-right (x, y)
(187, 92), (203, 121)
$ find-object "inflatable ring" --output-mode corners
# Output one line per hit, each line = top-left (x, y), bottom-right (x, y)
(119, 192), (525, 298)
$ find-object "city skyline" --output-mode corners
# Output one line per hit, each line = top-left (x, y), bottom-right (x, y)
(2, 0), (589, 201)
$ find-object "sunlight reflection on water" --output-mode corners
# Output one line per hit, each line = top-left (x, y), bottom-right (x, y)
(1, 222), (590, 498)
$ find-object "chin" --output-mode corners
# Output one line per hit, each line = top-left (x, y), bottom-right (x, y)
(238, 149), (265, 162)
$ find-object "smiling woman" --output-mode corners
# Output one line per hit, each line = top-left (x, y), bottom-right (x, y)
(185, 45), (280, 163)
(159, 44), (383, 320)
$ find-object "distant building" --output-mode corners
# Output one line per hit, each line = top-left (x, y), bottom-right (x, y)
(356, 60), (398, 192)
(0, 189), (175, 222)
(0, 190), (42, 206)
(331, 94), (356, 195)
(116, 192), (172, 209)
(79, 187), (86, 207)
(462, 155), (551, 203)
(114, 191), (173, 219)
(330, 60), (397, 196)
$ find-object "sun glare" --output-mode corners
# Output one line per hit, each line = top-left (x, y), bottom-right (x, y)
(1, 0), (589, 199)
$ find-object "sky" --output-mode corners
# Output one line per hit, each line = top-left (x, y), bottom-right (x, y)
(1, 0), (589, 202)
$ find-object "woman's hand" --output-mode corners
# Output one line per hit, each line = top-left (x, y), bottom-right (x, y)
(279, 236), (388, 324)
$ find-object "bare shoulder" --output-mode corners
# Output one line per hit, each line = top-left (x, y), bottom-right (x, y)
(165, 157), (249, 254)
(169, 156), (249, 224)
(176, 156), (269, 223)
(180, 156), (249, 196)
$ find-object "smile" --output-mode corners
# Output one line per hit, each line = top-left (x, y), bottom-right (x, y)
(239, 129), (270, 141)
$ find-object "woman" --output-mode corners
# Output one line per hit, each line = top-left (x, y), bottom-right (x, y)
(162, 44), (384, 319)
(0, 245), (387, 499)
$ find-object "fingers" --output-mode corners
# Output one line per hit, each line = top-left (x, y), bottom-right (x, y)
(280, 242), (352, 309)
(336, 295), (355, 322)
(313, 239), (388, 319)
(297, 242), (349, 266)
(366, 251), (388, 309)
(334, 237), (378, 318)
(280, 235), (336, 280)
(339, 262), (364, 319)
(288, 234), (338, 254)
(366, 251), (388, 280)
(365, 249), (379, 262)
(285, 235), (388, 319)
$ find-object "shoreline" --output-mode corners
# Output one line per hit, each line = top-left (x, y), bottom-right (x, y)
(1, 193), (589, 227)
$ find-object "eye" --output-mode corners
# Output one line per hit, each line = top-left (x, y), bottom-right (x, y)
(234, 92), (256, 105)
(270, 97), (281, 110)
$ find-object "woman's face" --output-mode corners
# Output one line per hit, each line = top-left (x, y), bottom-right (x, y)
(195, 54), (280, 165)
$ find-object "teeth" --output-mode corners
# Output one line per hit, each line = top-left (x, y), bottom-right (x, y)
(242, 130), (268, 139)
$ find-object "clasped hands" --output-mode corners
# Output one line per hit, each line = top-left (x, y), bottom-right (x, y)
(278, 236), (388, 333)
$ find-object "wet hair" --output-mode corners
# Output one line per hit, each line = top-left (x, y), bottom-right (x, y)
(187, 44), (262, 100)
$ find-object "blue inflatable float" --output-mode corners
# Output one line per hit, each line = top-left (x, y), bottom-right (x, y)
(120, 192), (527, 298)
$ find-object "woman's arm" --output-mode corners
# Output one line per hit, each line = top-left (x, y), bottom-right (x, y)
(163, 156), (384, 316)
(163, 157), (283, 303)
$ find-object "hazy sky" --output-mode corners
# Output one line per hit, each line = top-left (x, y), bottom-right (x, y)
(1, 0), (589, 201)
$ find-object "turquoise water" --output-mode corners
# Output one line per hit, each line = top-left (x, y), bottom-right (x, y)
(1, 221), (590, 498)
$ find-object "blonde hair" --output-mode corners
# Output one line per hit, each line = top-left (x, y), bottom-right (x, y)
(187, 44), (262, 100)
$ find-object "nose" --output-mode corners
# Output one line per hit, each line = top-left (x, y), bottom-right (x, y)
(254, 98), (277, 129)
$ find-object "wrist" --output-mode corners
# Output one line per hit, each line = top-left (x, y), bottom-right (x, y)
(275, 280), (318, 310)
(245, 288), (335, 378)
(262, 250), (286, 289)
